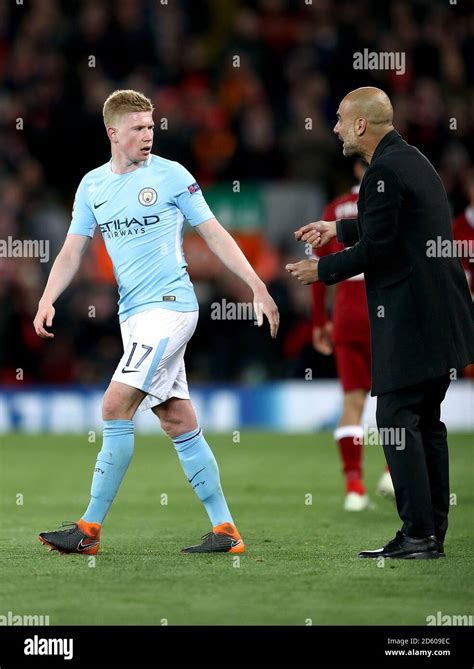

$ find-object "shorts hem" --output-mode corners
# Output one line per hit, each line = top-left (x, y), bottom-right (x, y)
(140, 390), (190, 411)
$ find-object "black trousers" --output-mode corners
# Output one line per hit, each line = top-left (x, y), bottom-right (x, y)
(376, 374), (451, 539)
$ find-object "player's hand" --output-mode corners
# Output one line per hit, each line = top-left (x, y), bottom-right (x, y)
(33, 302), (55, 339)
(253, 286), (279, 338)
(312, 322), (333, 355)
(285, 258), (319, 285)
(294, 220), (336, 248)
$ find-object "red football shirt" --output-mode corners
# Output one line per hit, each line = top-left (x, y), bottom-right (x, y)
(452, 206), (474, 294)
(311, 187), (370, 344)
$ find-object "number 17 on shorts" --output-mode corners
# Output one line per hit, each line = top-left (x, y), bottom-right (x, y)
(112, 307), (199, 406)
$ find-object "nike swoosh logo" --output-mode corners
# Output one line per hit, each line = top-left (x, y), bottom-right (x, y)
(77, 538), (99, 552)
(188, 466), (206, 483)
(121, 368), (139, 374)
(94, 200), (108, 209)
(230, 539), (240, 547)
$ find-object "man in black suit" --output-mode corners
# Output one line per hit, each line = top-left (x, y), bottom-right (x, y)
(286, 87), (474, 559)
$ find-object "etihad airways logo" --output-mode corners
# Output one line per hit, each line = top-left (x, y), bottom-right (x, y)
(99, 214), (160, 238)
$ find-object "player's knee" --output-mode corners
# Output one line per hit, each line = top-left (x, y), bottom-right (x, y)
(344, 390), (366, 415)
(102, 394), (125, 421)
(160, 414), (187, 438)
(160, 409), (195, 439)
(155, 399), (197, 439)
(160, 421), (176, 438)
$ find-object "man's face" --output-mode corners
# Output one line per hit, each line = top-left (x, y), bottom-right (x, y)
(112, 111), (154, 163)
(333, 100), (359, 157)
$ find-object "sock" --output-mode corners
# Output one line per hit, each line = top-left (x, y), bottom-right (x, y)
(172, 426), (234, 527)
(334, 425), (365, 495)
(82, 419), (134, 525)
(77, 518), (101, 539)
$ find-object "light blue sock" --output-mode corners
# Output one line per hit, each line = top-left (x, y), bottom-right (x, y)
(172, 427), (234, 527)
(83, 419), (134, 525)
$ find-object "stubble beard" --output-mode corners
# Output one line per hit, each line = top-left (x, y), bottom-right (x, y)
(342, 140), (358, 158)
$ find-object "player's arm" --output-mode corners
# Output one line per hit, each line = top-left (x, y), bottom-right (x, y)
(196, 217), (279, 338)
(33, 234), (91, 339)
(172, 165), (279, 337)
(311, 281), (333, 355)
(34, 175), (96, 339)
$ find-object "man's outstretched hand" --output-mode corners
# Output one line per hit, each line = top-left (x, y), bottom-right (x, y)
(285, 258), (319, 285)
(294, 220), (337, 248)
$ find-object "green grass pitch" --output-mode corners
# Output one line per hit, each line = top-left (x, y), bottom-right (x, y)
(0, 431), (472, 625)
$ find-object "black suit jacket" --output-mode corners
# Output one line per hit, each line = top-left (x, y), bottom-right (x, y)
(318, 130), (474, 396)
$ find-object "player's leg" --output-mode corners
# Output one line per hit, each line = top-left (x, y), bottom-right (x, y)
(151, 396), (244, 553)
(38, 381), (145, 554)
(335, 389), (369, 510)
(39, 312), (146, 555)
(82, 380), (145, 517)
(333, 343), (370, 510)
(130, 307), (243, 553)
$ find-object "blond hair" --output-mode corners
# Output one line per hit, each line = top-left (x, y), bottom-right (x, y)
(103, 89), (154, 128)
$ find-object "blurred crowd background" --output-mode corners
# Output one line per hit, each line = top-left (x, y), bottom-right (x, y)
(0, 0), (473, 386)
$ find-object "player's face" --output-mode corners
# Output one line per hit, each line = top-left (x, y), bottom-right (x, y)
(333, 103), (358, 157)
(115, 111), (154, 163)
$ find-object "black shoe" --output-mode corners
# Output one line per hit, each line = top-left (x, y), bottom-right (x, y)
(181, 525), (245, 554)
(435, 538), (445, 556)
(38, 521), (100, 555)
(358, 531), (443, 559)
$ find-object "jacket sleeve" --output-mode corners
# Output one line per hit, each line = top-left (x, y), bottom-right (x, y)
(318, 164), (401, 285)
(336, 218), (359, 246)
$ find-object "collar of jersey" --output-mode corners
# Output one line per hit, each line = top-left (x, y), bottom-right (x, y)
(108, 153), (152, 175)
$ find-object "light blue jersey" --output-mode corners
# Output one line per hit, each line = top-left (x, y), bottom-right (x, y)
(68, 154), (214, 322)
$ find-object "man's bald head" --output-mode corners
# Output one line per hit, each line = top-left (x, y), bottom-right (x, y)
(334, 87), (394, 162)
(343, 87), (393, 126)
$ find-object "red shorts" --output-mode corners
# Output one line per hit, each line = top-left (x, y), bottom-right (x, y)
(334, 340), (371, 393)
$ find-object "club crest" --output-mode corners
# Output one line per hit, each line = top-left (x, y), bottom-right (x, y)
(138, 187), (157, 206)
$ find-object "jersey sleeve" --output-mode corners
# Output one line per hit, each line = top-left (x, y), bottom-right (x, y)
(68, 177), (97, 238)
(170, 163), (215, 227)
